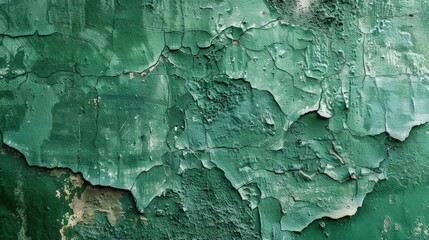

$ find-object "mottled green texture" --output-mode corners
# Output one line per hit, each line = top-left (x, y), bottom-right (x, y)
(0, 142), (72, 240)
(1, 122), (428, 239)
(1, 0), (429, 238)
(0, 138), (260, 239)
(299, 123), (429, 239)
(79, 168), (260, 240)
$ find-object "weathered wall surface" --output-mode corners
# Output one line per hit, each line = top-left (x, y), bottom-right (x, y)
(0, 0), (428, 239)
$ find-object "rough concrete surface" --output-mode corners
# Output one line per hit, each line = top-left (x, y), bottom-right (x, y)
(1, 0), (429, 239)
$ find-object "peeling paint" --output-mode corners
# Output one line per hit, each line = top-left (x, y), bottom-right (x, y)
(1, 0), (429, 239)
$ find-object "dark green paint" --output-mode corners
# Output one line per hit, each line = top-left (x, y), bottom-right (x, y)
(1, 0), (429, 239)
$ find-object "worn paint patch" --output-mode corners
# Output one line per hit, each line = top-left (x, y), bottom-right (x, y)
(60, 185), (124, 239)
(1, 0), (429, 238)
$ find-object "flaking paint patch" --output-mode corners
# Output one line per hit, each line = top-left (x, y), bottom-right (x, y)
(1, 0), (429, 238)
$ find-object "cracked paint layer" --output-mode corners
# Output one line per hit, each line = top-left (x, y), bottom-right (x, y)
(1, 0), (429, 238)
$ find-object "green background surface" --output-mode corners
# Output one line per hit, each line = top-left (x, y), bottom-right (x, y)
(1, 0), (429, 239)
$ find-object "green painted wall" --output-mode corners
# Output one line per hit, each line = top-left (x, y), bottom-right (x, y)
(1, 0), (429, 239)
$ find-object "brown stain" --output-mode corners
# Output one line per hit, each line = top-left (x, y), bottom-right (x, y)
(59, 182), (126, 240)
(69, 174), (84, 188)
(395, 223), (400, 231)
(50, 169), (67, 178)
(384, 217), (391, 232)
(79, 186), (125, 227)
